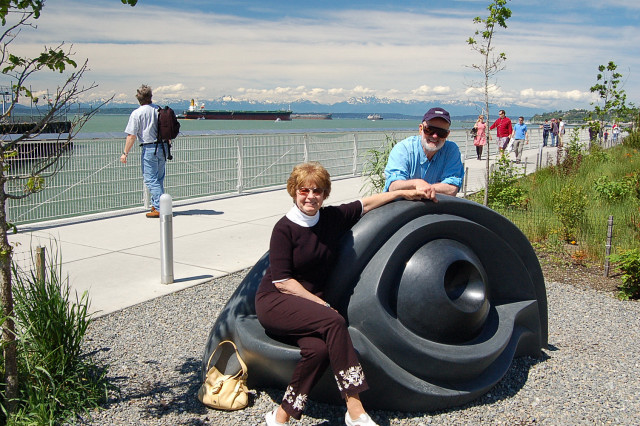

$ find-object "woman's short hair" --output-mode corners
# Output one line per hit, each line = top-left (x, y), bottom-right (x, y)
(135, 85), (153, 105)
(287, 162), (331, 199)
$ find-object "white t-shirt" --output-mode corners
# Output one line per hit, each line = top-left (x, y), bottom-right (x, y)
(124, 104), (158, 144)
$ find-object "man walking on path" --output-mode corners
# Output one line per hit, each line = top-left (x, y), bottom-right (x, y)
(121, 85), (167, 218)
(511, 117), (528, 164)
(489, 110), (513, 152)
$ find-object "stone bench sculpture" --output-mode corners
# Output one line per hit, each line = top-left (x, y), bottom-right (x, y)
(202, 196), (547, 411)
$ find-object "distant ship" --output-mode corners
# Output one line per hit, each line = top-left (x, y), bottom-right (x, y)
(291, 113), (332, 120)
(367, 113), (383, 121)
(179, 99), (292, 121)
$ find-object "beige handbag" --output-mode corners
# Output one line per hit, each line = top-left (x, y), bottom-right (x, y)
(197, 340), (249, 410)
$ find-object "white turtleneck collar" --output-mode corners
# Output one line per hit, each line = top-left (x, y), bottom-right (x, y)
(286, 205), (320, 227)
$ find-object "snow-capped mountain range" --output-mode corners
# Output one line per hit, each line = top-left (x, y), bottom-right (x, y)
(14, 96), (547, 119)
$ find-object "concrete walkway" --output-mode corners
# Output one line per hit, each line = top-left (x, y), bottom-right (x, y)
(9, 145), (557, 317)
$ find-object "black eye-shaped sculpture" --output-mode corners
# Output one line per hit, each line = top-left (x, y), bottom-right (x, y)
(202, 196), (547, 412)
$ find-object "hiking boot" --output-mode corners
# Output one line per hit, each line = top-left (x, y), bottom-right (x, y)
(146, 206), (160, 218)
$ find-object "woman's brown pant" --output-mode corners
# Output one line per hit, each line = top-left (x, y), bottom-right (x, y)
(256, 291), (369, 419)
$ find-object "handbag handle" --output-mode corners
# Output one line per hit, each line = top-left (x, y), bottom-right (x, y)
(205, 340), (248, 379)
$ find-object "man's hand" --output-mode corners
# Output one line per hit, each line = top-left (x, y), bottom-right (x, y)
(120, 153), (128, 164)
(413, 180), (438, 202)
(401, 189), (432, 201)
(389, 178), (438, 201)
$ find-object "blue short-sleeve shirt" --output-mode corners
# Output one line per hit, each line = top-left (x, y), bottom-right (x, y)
(513, 123), (528, 139)
(384, 136), (464, 192)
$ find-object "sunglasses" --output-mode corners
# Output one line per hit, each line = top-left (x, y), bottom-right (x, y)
(297, 187), (324, 196)
(421, 124), (449, 139)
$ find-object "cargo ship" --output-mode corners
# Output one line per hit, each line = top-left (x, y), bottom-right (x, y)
(179, 99), (292, 121)
(291, 113), (332, 120)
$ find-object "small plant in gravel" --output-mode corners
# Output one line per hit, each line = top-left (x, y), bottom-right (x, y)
(1, 247), (113, 424)
(609, 248), (640, 300)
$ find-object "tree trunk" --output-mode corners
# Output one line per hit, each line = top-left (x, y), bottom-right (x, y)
(0, 172), (18, 414)
(483, 75), (490, 207)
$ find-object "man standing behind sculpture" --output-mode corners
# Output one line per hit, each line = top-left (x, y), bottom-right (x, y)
(489, 109), (513, 152)
(121, 85), (165, 218)
(510, 116), (528, 164)
(383, 107), (464, 198)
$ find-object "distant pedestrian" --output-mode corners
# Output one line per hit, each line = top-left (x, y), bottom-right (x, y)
(540, 119), (550, 147)
(604, 128), (609, 143)
(558, 118), (565, 147)
(121, 84), (167, 218)
(510, 116), (528, 164)
(550, 118), (559, 147)
(612, 123), (620, 143)
(489, 110), (513, 152)
(473, 115), (487, 160)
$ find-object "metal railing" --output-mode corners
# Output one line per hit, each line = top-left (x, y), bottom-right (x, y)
(6, 126), (600, 226)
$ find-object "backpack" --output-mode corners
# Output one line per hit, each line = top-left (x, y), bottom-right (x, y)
(157, 106), (180, 141)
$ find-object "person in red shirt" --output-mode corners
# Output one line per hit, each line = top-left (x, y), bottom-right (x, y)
(489, 110), (513, 152)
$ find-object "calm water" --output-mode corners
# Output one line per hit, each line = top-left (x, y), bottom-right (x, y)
(77, 114), (472, 134)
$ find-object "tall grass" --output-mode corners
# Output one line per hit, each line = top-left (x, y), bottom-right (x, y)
(1, 246), (113, 424)
(361, 135), (397, 195)
(499, 142), (640, 262)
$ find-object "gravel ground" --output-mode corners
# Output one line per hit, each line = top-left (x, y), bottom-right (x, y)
(78, 270), (640, 425)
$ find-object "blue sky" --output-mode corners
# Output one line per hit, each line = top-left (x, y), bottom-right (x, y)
(7, 0), (640, 111)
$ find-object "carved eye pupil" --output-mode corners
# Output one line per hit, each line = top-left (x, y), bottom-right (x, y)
(395, 239), (490, 344)
(443, 260), (486, 310)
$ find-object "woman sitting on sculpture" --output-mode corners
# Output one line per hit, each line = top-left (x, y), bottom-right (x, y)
(255, 161), (428, 426)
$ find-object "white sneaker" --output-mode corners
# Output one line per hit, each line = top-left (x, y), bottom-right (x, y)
(345, 412), (379, 426)
(265, 408), (287, 426)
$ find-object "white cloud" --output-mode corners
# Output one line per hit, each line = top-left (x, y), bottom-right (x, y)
(4, 0), (638, 111)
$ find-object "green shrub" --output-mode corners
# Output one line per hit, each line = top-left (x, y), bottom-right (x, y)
(2, 247), (113, 424)
(609, 248), (640, 300)
(593, 176), (634, 202)
(556, 128), (583, 176)
(552, 184), (588, 242)
(629, 170), (640, 201)
(622, 129), (640, 149)
(587, 143), (611, 163)
(487, 153), (528, 209)
(361, 135), (397, 194)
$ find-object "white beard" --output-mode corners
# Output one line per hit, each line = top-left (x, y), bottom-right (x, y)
(421, 137), (445, 153)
